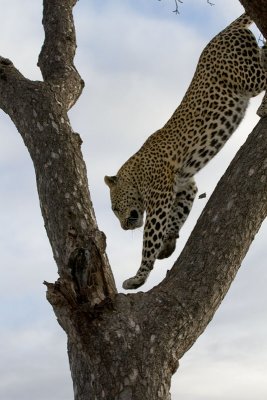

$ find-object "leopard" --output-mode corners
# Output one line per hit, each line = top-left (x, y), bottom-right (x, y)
(105, 13), (266, 290)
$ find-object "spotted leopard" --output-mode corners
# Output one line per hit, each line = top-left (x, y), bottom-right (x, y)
(105, 13), (266, 289)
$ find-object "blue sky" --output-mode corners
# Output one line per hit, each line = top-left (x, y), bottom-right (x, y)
(0, 1), (267, 399)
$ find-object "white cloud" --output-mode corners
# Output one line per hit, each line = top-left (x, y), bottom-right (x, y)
(0, 324), (72, 400)
(0, 0), (43, 79)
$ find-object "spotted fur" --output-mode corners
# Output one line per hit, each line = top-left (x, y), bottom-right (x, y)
(105, 14), (266, 289)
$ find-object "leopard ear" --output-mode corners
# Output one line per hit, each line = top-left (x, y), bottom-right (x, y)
(104, 175), (118, 188)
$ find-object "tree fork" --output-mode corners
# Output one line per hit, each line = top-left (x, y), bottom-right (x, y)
(44, 116), (267, 399)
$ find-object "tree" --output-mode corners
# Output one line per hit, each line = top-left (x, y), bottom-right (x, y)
(0, 1), (266, 399)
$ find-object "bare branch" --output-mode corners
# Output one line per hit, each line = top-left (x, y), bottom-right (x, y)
(0, 56), (42, 120)
(38, 0), (84, 110)
(148, 116), (267, 359)
(0, 2), (117, 310)
(173, 0), (183, 15)
(239, 0), (267, 39)
(158, 0), (215, 14)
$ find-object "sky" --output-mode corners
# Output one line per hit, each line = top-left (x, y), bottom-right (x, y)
(0, 1), (266, 399)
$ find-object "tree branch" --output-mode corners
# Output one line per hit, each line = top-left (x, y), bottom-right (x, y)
(239, 0), (267, 39)
(146, 115), (267, 362)
(0, 1), (117, 313)
(38, 0), (84, 110)
(0, 56), (33, 117)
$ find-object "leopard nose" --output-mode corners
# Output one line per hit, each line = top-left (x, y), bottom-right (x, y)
(129, 210), (138, 220)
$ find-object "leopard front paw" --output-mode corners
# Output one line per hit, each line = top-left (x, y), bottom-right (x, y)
(122, 276), (146, 290)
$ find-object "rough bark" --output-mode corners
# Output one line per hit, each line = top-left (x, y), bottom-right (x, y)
(239, 0), (267, 39)
(0, 1), (266, 399)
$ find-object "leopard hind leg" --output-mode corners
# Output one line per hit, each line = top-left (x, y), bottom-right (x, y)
(257, 44), (267, 117)
(157, 177), (197, 259)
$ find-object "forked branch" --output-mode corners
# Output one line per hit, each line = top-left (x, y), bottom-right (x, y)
(0, 0), (117, 317)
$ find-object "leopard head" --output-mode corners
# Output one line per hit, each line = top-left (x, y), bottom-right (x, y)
(104, 175), (144, 230)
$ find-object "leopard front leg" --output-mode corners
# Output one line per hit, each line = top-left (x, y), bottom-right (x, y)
(158, 178), (197, 259)
(123, 190), (175, 290)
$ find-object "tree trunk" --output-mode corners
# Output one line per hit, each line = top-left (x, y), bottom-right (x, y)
(0, 1), (266, 399)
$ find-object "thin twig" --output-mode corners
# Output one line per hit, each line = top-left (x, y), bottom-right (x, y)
(158, 0), (215, 14)
(173, 0), (183, 14)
